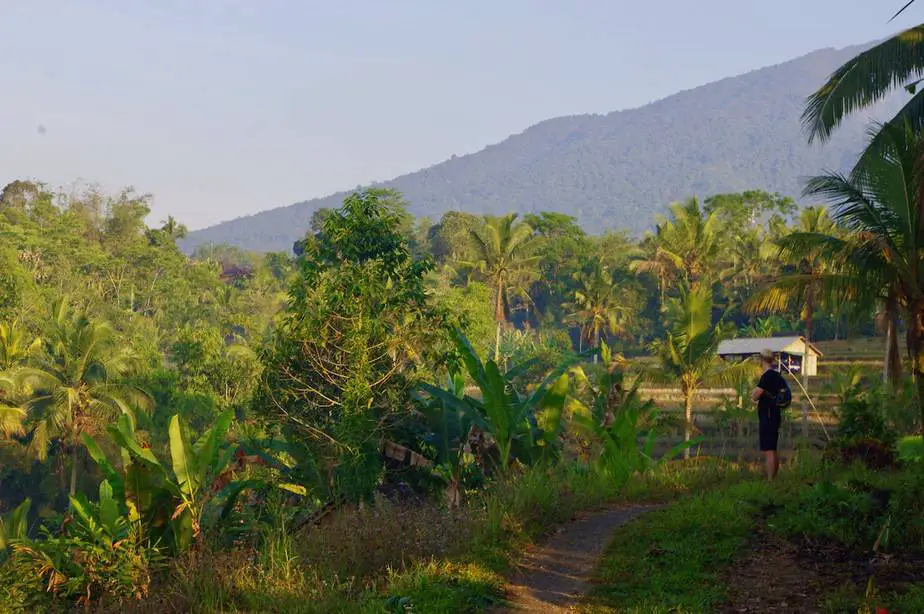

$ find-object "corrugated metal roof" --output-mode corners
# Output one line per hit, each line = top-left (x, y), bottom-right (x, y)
(717, 336), (822, 357)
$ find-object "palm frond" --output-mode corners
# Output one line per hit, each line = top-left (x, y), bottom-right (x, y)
(803, 25), (924, 142)
(892, 1), (917, 21)
(0, 405), (25, 436)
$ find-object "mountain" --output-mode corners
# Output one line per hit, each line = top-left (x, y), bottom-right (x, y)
(183, 41), (902, 254)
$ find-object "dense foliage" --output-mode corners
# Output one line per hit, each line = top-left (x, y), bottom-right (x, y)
(0, 156), (918, 610)
(8, 8), (924, 607)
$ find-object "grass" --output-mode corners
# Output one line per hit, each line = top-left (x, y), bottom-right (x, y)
(113, 458), (748, 613)
(580, 476), (787, 613)
(582, 456), (924, 613)
(898, 435), (923, 463)
(354, 459), (749, 613)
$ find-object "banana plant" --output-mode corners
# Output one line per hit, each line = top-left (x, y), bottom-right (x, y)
(415, 369), (476, 506)
(82, 408), (240, 552)
(0, 498), (30, 551)
(570, 341), (699, 479)
(419, 328), (571, 475)
(67, 480), (130, 547)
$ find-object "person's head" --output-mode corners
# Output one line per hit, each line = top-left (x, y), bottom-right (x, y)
(760, 349), (774, 367)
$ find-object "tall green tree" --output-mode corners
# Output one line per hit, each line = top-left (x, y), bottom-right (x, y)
(258, 189), (446, 502)
(565, 259), (631, 359)
(748, 207), (837, 342)
(160, 215), (188, 240)
(467, 214), (541, 361)
(631, 198), (725, 300)
(19, 301), (151, 497)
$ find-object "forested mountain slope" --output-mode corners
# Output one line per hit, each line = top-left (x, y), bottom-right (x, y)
(184, 41), (900, 253)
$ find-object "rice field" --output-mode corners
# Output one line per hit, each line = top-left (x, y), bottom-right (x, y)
(641, 336), (891, 456)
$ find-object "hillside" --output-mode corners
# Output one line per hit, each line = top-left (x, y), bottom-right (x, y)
(184, 41), (903, 253)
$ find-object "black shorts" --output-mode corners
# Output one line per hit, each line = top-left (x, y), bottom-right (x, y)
(758, 407), (782, 452)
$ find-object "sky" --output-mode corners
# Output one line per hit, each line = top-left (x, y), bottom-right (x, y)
(0, 1), (917, 230)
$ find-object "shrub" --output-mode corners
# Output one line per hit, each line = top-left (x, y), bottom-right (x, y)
(838, 395), (895, 445)
(2, 526), (159, 609)
(0, 482), (163, 610)
(823, 437), (898, 470)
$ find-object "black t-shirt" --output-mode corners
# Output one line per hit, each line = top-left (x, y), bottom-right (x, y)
(758, 368), (786, 415)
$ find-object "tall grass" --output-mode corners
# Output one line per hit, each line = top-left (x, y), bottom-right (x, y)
(115, 458), (748, 613)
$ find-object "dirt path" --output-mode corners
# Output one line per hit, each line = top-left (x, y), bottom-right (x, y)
(502, 504), (661, 612)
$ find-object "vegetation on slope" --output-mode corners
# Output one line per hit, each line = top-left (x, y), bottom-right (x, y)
(184, 44), (904, 253)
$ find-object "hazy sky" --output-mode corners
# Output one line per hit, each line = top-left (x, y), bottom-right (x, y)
(0, 1), (915, 229)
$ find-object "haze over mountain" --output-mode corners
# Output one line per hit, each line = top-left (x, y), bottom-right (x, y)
(184, 41), (901, 254)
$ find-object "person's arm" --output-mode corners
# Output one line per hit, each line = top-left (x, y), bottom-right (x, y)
(750, 386), (764, 402)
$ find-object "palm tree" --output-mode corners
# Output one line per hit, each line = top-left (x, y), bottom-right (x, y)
(565, 259), (630, 361)
(631, 225), (675, 305)
(161, 215), (188, 240)
(19, 301), (151, 497)
(739, 316), (783, 338)
(0, 373), (25, 437)
(0, 320), (40, 371)
(0, 321), (38, 438)
(803, 14), (924, 152)
(467, 214), (541, 361)
(796, 123), (924, 426)
(748, 207), (836, 343)
(630, 198), (725, 300)
(650, 286), (751, 457)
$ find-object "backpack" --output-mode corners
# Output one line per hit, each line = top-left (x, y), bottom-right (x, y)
(776, 378), (792, 409)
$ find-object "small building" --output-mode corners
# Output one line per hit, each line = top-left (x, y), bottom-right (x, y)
(717, 336), (822, 377)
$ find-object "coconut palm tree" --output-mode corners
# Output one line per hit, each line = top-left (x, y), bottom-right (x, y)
(565, 259), (630, 361)
(650, 286), (752, 457)
(630, 198), (725, 300)
(0, 321), (39, 438)
(19, 301), (151, 497)
(467, 214), (541, 361)
(795, 122), (924, 425)
(0, 320), (40, 371)
(747, 207), (837, 343)
(803, 11), (924, 152)
(161, 215), (188, 240)
(0, 373), (24, 437)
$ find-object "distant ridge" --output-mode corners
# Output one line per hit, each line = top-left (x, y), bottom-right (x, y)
(184, 41), (902, 253)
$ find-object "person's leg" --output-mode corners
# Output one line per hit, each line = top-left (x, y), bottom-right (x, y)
(759, 412), (780, 480)
(768, 450), (778, 479)
(770, 411), (781, 479)
(763, 450), (775, 480)
(758, 410), (773, 478)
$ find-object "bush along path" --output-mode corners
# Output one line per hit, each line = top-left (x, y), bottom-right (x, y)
(503, 504), (663, 612)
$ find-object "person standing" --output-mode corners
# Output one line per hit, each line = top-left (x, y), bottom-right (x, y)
(751, 349), (786, 479)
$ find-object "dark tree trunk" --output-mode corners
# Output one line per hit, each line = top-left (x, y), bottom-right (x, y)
(908, 301), (924, 432)
(493, 280), (505, 363)
(885, 289), (902, 387)
(683, 385), (694, 460)
(805, 287), (815, 343)
(593, 326), (601, 364)
(69, 447), (78, 498)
